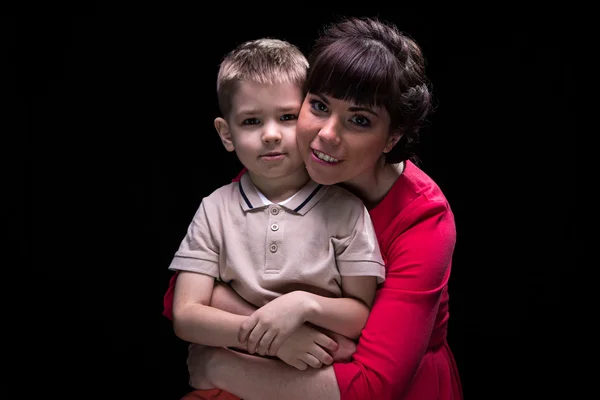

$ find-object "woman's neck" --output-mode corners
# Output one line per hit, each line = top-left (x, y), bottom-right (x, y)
(339, 160), (404, 209)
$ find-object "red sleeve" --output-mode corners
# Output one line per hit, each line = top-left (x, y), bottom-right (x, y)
(162, 168), (248, 320)
(333, 199), (456, 399)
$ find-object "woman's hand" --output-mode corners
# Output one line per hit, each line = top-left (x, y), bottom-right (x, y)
(318, 328), (357, 362)
(275, 323), (338, 370)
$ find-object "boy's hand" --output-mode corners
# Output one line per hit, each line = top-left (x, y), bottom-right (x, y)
(238, 291), (316, 356)
(275, 324), (338, 370)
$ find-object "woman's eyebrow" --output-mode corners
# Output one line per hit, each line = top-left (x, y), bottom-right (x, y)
(348, 106), (379, 117)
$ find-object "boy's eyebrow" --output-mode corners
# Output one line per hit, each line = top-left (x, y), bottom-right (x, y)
(238, 105), (300, 115)
(276, 105), (301, 113)
(315, 94), (379, 117)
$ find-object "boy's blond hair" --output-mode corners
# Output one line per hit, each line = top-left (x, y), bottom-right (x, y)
(216, 38), (308, 118)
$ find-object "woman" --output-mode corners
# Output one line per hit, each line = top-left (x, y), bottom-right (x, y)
(173, 16), (463, 400)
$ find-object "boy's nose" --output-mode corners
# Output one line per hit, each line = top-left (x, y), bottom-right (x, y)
(262, 125), (282, 143)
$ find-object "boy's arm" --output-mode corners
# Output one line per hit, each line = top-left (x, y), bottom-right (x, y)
(210, 281), (257, 316)
(172, 271), (247, 349)
(211, 281), (357, 363)
(304, 194), (383, 339)
(303, 275), (377, 340)
(210, 279), (375, 338)
(170, 196), (251, 349)
(238, 276), (376, 356)
(236, 197), (384, 356)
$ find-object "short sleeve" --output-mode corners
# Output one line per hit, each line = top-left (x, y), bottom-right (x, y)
(334, 204), (386, 284)
(168, 200), (220, 279)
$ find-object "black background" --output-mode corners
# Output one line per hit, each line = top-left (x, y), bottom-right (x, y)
(14, 5), (573, 399)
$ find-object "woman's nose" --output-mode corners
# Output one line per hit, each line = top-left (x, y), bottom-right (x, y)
(317, 119), (341, 146)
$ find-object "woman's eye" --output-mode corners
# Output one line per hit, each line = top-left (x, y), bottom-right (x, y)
(310, 100), (328, 112)
(351, 114), (371, 126)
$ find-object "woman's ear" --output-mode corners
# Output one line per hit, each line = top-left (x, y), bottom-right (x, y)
(214, 117), (235, 152)
(383, 130), (403, 153)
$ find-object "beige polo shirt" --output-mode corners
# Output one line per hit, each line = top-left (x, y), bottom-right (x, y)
(168, 172), (385, 308)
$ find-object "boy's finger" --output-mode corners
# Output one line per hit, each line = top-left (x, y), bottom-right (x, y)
(247, 323), (266, 354)
(257, 331), (276, 355)
(238, 316), (258, 343)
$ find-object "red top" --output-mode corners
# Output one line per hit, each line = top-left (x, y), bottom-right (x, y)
(332, 161), (462, 399)
(163, 161), (462, 399)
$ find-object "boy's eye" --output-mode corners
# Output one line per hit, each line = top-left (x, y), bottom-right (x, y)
(309, 100), (328, 112)
(280, 114), (298, 121)
(242, 118), (260, 125)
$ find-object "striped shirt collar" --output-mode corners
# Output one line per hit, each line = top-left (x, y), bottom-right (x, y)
(238, 171), (326, 215)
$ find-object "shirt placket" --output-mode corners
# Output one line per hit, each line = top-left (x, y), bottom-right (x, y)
(264, 204), (284, 274)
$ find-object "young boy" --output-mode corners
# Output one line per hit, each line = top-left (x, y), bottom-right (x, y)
(169, 38), (385, 372)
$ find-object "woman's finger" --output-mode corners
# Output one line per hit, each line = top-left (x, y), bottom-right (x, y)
(309, 344), (333, 365)
(290, 359), (308, 371)
(313, 331), (339, 354)
(301, 353), (323, 369)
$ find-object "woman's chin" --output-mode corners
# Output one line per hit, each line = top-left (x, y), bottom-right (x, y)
(305, 162), (342, 185)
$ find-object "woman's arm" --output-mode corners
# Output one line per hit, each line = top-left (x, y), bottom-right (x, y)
(332, 200), (456, 399)
(189, 346), (341, 400)
(189, 200), (455, 400)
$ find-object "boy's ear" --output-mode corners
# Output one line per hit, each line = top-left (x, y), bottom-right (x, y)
(383, 130), (403, 154)
(214, 117), (235, 152)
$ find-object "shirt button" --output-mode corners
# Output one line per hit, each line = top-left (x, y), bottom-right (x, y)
(269, 243), (278, 252)
(271, 223), (279, 231)
(271, 207), (279, 215)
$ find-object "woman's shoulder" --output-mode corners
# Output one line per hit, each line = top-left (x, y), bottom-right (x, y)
(371, 161), (453, 223)
(401, 161), (449, 203)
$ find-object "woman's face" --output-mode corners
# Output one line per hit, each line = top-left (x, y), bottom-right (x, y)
(296, 92), (399, 186)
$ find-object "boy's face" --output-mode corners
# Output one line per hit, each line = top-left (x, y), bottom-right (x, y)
(215, 81), (305, 181)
